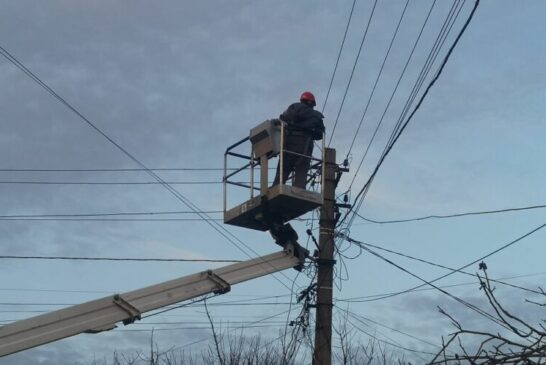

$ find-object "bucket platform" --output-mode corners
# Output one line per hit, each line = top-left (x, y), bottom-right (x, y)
(223, 120), (325, 232)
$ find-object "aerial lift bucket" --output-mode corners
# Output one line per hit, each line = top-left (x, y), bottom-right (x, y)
(223, 119), (324, 232)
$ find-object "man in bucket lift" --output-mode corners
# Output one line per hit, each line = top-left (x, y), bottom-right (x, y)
(272, 91), (325, 189)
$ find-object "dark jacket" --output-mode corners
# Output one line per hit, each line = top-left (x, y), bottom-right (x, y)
(280, 102), (325, 140)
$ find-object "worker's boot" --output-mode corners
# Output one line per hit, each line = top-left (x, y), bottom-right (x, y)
(269, 222), (298, 248)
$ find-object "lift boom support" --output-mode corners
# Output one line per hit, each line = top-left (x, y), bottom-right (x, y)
(0, 245), (301, 357)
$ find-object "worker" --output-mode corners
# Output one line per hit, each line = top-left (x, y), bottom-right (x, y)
(273, 91), (325, 189)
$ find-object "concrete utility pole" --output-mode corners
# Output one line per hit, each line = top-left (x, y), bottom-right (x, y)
(313, 147), (336, 365)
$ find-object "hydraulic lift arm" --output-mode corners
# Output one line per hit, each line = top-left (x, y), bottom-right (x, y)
(0, 245), (302, 357)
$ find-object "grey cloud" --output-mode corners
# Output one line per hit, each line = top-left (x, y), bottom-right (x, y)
(1, 0), (546, 363)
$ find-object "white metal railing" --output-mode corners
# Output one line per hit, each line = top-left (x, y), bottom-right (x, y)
(223, 121), (325, 213)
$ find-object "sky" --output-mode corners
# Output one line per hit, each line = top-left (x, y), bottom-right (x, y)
(1, 0), (545, 364)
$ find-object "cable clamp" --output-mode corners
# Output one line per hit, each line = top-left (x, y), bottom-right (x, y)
(206, 270), (231, 295)
(113, 294), (142, 325)
(316, 258), (337, 266)
(315, 302), (334, 307)
(319, 227), (336, 234)
(317, 285), (333, 291)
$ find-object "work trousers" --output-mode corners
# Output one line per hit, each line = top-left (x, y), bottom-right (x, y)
(273, 135), (313, 189)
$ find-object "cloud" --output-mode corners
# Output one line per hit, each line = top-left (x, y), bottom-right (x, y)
(1, 0), (546, 363)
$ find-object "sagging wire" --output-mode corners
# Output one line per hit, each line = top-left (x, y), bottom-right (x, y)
(307, 226), (350, 291)
(282, 271), (318, 362)
(277, 229), (319, 359)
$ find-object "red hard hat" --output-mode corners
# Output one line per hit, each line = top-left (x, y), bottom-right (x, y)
(300, 91), (316, 106)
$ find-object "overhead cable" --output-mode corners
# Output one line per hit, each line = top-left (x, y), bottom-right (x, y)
(322, 0), (358, 113)
(0, 218), (224, 222)
(327, 0), (379, 146)
(340, 0), (480, 228)
(337, 308), (435, 357)
(0, 167), (233, 172)
(340, 220), (545, 302)
(0, 210), (221, 218)
(385, 0), (465, 152)
(355, 203), (546, 224)
(345, 0), (438, 183)
(351, 239), (543, 295)
(336, 305), (444, 350)
(344, 0), (421, 160)
(0, 255), (240, 263)
(341, 234), (510, 330)
(173, 308), (294, 350)
(0, 45), (297, 292)
(345, 0), (467, 220)
(0, 180), (224, 185)
(338, 272), (546, 302)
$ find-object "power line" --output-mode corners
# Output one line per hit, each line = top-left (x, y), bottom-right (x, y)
(1, 295), (289, 307)
(344, 0), (418, 161)
(0, 294), (290, 307)
(0, 210), (222, 218)
(0, 288), (112, 294)
(114, 324), (284, 332)
(0, 319), (288, 326)
(337, 308), (435, 357)
(385, 0), (465, 153)
(0, 213), (315, 222)
(173, 308), (294, 350)
(339, 0), (480, 228)
(0, 180), (231, 185)
(0, 301), (295, 307)
(340, 220), (545, 302)
(0, 255), (240, 263)
(0, 167), (233, 172)
(338, 2), (467, 252)
(134, 320), (289, 326)
(0, 217), (316, 222)
(355, 203), (546, 224)
(0, 218), (224, 222)
(322, 0), (358, 113)
(345, 0), (437, 178)
(344, 0), (467, 221)
(341, 234), (510, 330)
(327, 0), (378, 146)
(0, 287), (291, 299)
(347, 0), (463, 206)
(0, 45), (297, 293)
(0, 216), (315, 222)
(336, 305), (444, 351)
(4, 270), (541, 309)
(351, 239), (543, 295)
(338, 271), (546, 302)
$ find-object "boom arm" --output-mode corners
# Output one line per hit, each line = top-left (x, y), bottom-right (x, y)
(0, 245), (302, 357)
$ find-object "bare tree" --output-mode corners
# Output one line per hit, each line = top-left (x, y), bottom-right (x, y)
(204, 299), (225, 365)
(429, 267), (546, 364)
(79, 309), (417, 365)
(334, 310), (362, 365)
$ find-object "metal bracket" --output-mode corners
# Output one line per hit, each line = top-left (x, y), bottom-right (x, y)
(316, 258), (337, 266)
(206, 270), (231, 295)
(113, 294), (142, 325)
(284, 242), (309, 272)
